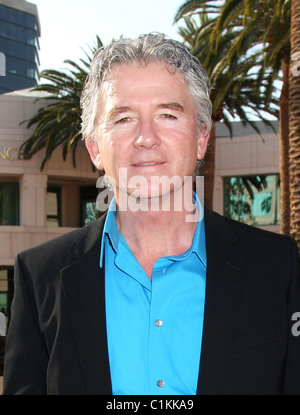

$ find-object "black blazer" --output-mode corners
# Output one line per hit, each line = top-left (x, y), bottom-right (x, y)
(3, 208), (300, 395)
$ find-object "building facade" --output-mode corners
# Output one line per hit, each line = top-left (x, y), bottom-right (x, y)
(0, 0), (40, 93)
(0, 89), (99, 337)
(214, 120), (280, 234)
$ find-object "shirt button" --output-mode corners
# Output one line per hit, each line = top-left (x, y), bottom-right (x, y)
(157, 380), (165, 388)
(155, 319), (163, 327)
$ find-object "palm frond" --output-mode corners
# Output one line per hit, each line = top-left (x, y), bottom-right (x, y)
(177, 5), (280, 139)
(19, 35), (103, 170)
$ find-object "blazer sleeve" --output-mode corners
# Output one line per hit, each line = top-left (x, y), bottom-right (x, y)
(284, 238), (300, 395)
(3, 254), (49, 395)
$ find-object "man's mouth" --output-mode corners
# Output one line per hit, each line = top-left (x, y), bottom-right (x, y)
(133, 161), (164, 167)
(139, 162), (157, 166)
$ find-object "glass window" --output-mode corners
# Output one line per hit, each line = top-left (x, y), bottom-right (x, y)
(82, 201), (98, 226)
(6, 56), (37, 79)
(0, 182), (19, 226)
(47, 186), (61, 227)
(223, 174), (280, 226)
(80, 186), (100, 226)
(0, 73), (36, 94)
(0, 19), (37, 46)
(0, 38), (36, 62)
(0, 267), (14, 322)
(0, 266), (13, 375)
(0, 5), (36, 29)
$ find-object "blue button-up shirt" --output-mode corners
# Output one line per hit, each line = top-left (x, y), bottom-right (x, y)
(100, 195), (206, 395)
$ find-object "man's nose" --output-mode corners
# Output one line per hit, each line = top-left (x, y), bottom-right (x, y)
(133, 119), (161, 148)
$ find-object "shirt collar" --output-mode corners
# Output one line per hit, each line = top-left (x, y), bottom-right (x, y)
(167, 193), (206, 267)
(100, 197), (118, 267)
(100, 193), (206, 268)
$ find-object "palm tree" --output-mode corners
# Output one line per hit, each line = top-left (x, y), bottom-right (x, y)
(176, 11), (279, 209)
(175, 0), (291, 234)
(289, 0), (300, 250)
(19, 36), (103, 170)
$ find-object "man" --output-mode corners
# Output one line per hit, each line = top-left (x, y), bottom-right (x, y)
(3, 33), (300, 395)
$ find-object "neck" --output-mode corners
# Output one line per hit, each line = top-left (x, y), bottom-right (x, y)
(114, 189), (199, 279)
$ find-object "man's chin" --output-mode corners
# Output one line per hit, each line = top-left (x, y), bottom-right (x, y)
(117, 187), (186, 213)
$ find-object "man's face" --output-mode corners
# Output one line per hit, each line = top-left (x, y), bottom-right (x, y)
(86, 61), (209, 202)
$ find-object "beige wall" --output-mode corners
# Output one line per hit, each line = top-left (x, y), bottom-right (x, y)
(0, 92), (97, 180)
(0, 90), (98, 265)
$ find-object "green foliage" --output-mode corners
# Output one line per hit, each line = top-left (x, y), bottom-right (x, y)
(19, 36), (103, 170)
(176, 7), (280, 136)
(175, 0), (291, 75)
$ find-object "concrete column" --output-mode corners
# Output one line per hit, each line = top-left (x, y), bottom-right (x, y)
(19, 173), (47, 226)
(61, 185), (80, 227)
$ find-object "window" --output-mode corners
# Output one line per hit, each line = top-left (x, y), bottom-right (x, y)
(0, 20), (37, 46)
(224, 174), (280, 226)
(6, 56), (37, 79)
(80, 185), (100, 226)
(0, 267), (14, 321)
(0, 73), (36, 93)
(0, 266), (13, 375)
(0, 182), (19, 225)
(46, 185), (61, 227)
(0, 5), (36, 29)
(0, 38), (36, 62)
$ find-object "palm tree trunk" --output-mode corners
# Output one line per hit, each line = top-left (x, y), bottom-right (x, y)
(199, 123), (216, 210)
(289, 0), (300, 252)
(280, 59), (291, 235)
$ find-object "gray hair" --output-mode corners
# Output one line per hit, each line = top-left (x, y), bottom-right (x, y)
(80, 33), (212, 142)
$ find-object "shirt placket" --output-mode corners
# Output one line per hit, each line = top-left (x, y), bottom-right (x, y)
(148, 264), (170, 394)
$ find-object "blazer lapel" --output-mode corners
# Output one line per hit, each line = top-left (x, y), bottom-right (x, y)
(61, 216), (112, 395)
(197, 209), (248, 395)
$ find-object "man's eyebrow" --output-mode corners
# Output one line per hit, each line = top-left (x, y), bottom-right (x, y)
(158, 102), (185, 112)
(106, 105), (132, 123)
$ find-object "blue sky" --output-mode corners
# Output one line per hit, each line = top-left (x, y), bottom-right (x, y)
(32, 0), (185, 71)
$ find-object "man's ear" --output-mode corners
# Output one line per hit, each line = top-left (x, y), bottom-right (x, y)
(197, 123), (210, 161)
(85, 138), (103, 170)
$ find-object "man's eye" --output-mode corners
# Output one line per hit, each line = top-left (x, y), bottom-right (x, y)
(162, 114), (177, 119)
(115, 117), (131, 124)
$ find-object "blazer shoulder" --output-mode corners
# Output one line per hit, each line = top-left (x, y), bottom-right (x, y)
(18, 215), (106, 266)
(204, 208), (295, 251)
